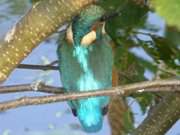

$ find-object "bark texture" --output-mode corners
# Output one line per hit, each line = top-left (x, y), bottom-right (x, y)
(0, 0), (96, 82)
(134, 93), (180, 135)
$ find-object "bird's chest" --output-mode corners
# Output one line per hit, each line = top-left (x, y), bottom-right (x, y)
(59, 41), (113, 91)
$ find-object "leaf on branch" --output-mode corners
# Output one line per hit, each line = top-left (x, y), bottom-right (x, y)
(151, 0), (180, 29)
(104, 1), (149, 42)
(108, 97), (132, 135)
(132, 92), (154, 113)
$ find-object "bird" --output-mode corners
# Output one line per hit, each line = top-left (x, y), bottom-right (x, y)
(29, 0), (41, 5)
(57, 5), (113, 132)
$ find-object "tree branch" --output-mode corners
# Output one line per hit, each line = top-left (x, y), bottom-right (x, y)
(0, 0), (96, 83)
(17, 60), (58, 70)
(0, 79), (179, 112)
(17, 64), (58, 71)
(0, 83), (64, 94)
(133, 93), (180, 135)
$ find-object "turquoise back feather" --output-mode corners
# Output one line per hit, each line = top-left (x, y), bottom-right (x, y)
(57, 5), (113, 132)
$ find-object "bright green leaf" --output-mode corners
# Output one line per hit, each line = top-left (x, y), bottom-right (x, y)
(151, 0), (180, 29)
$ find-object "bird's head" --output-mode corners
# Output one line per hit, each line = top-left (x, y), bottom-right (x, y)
(76, 98), (103, 132)
(70, 98), (109, 132)
(66, 5), (106, 46)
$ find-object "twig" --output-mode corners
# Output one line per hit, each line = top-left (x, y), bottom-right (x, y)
(17, 64), (59, 71)
(0, 83), (64, 94)
(0, 79), (179, 112)
(47, 60), (58, 66)
(132, 30), (155, 37)
(17, 60), (59, 70)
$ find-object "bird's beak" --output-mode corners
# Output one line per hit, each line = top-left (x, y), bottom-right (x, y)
(66, 22), (105, 46)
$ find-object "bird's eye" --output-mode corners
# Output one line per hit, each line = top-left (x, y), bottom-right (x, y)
(102, 105), (109, 116)
(71, 108), (77, 117)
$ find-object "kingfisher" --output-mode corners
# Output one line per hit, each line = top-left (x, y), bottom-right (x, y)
(57, 5), (113, 132)
(29, 0), (39, 4)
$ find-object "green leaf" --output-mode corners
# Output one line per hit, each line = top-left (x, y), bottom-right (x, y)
(7, 0), (29, 15)
(105, 1), (149, 41)
(29, 0), (41, 4)
(123, 109), (134, 133)
(165, 27), (180, 46)
(0, 0), (29, 21)
(133, 93), (154, 113)
(98, 0), (125, 12)
(137, 35), (180, 70)
(114, 46), (147, 84)
(151, 36), (180, 69)
(151, 0), (180, 29)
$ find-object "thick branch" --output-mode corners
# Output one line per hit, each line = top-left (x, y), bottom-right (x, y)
(0, 0), (96, 82)
(0, 79), (179, 112)
(134, 93), (180, 135)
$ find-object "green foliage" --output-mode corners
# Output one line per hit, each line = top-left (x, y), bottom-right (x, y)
(137, 35), (179, 70)
(7, 0), (29, 15)
(98, 0), (125, 12)
(115, 46), (147, 83)
(133, 93), (154, 113)
(151, 0), (180, 29)
(99, 1), (179, 133)
(151, 36), (180, 69)
(114, 45), (156, 115)
(0, 0), (29, 20)
(104, 1), (148, 42)
(29, 0), (40, 4)
(166, 27), (180, 45)
(123, 109), (134, 133)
